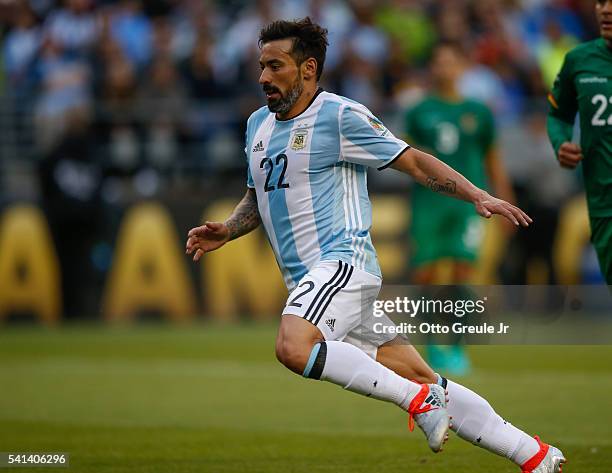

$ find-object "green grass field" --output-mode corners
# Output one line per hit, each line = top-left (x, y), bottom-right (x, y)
(0, 324), (611, 472)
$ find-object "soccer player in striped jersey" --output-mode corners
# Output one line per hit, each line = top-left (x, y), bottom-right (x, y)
(186, 18), (564, 472)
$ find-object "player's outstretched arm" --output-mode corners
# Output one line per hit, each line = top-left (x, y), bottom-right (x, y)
(390, 147), (532, 227)
(186, 188), (261, 262)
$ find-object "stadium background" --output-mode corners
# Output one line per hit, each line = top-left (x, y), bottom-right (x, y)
(1, 1), (611, 472)
(0, 0), (607, 322)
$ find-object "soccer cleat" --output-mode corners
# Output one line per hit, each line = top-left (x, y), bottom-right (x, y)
(407, 383), (450, 453)
(521, 436), (566, 473)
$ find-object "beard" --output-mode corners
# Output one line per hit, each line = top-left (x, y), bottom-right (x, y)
(264, 76), (304, 114)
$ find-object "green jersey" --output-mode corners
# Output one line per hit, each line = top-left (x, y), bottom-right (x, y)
(404, 96), (494, 266)
(404, 96), (494, 215)
(547, 38), (612, 217)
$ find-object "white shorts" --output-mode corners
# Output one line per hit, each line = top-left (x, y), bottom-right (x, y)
(282, 260), (397, 359)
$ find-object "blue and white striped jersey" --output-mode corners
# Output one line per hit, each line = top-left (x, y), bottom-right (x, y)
(245, 89), (409, 290)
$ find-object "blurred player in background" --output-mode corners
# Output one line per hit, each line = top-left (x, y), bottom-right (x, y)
(186, 18), (564, 472)
(547, 0), (612, 284)
(404, 43), (516, 375)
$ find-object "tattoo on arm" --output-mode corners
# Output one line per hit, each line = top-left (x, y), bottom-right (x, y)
(225, 189), (261, 241)
(426, 177), (457, 195)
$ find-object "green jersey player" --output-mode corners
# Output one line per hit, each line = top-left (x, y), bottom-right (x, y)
(405, 43), (515, 275)
(547, 0), (612, 284)
(404, 43), (516, 374)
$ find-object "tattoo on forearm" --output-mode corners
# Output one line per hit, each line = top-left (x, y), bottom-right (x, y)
(225, 190), (261, 240)
(426, 177), (457, 194)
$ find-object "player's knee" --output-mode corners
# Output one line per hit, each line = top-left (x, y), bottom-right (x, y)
(276, 315), (324, 374)
(275, 337), (311, 374)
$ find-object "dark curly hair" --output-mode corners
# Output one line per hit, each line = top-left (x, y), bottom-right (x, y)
(259, 17), (329, 81)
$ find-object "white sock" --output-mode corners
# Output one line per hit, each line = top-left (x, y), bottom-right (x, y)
(305, 341), (422, 409)
(444, 378), (540, 465)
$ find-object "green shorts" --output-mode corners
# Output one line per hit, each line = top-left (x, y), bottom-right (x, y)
(410, 210), (484, 268)
(590, 216), (612, 285)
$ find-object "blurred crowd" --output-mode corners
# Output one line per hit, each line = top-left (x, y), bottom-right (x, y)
(0, 0), (601, 172)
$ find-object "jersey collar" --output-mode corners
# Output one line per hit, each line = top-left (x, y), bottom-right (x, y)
(598, 37), (612, 55)
(275, 87), (324, 122)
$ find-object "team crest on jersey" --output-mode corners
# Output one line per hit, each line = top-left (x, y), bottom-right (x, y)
(460, 113), (478, 133)
(290, 128), (308, 150)
(368, 116), (388, 136)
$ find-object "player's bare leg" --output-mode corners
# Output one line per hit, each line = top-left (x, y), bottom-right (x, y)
(275, 314), (450, 452)
(376, 337), (436, 383)
(377, 337), (565, 472)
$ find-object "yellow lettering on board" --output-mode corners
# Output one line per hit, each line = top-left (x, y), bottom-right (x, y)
(371, 196), (408, 280)
(554, 195), (590, 285)
(202, 200), (285, 321)
(0, 205), (61, 325)
(103, 203), (197, 322)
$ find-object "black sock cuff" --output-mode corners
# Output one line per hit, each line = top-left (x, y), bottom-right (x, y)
(303, 342), (327, 379)
(439, 376), (448, 389)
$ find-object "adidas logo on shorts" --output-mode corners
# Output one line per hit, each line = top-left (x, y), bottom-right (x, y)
(325, 318), (336, 332)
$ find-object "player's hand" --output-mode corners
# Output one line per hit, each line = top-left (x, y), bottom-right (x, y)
(185, 221), (230, 262)
(473, 191), (532, 227)
(557, 142), (583, 169)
